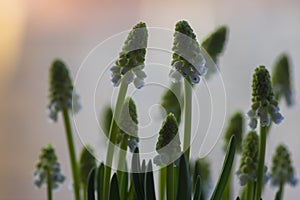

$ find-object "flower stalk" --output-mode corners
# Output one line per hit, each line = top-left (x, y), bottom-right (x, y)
(62, 107), (81, 200)
(255, 125), (267, 200)
(48, 60), (81, 200)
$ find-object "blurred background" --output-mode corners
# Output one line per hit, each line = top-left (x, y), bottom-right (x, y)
(1, 0), (300, 199)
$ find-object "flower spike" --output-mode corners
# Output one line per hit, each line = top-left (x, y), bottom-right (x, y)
(201, 26), (228, 63)
(48, 59), (81, 122)
(270, 144), (298, 186)
(237, 131), (259, 186)
(272, 54), (294, 106)
(110, 22), (148, 89)
(223, 111), (244, 152)
(34, 144), (65, 189)
(247, 66), (283, 129)
(171, 20), (207, 84)
(154, 113), (181, 166)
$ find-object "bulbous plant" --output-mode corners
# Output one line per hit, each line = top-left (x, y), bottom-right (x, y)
(35, 21), (299, 200)
(270, 144), (297, 199)
(103, 22), (148, 200)
(247, 66), (284, 200)
(47, 59), (81, 200)
(34, 144), (65, 200)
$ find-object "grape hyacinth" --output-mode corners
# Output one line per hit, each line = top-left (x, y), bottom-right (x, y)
(48, 59), (81, 122)
(170, 20), (208, 84)
(247, 66), (283, 129)
(270, 144), (297, 187)
(272, 54), (294, 106)
(154, 113), (181, 166)
(110, 22), (148, 89)
(34, 144), (65, 189)
(237, 131), (259, 186)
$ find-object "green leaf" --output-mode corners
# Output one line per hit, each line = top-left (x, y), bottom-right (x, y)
(109, 173), (120, 200)
(96, 163), (104, 200)
(119, 170), (128, 200)
(145, 161), (156, 200)
(127, 182), (135, 200)
(193, 176), (201, 200)
(176, 154), (191, 200)
(210, 135), (236, 200)
(131, 148), (144, 199)
(87, 167), (96, 200)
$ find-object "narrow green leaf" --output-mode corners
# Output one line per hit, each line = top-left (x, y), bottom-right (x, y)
(119, 170), (128, 200)
(131, 148), (144, 199)
(210, 136), (236, 200)
(145, 161), (156, 200)
(140, 160), (146, 188)
(176, 154), (191, 200)
(174, 165), (179, 199)
(87, 167), (96, 200)
(96, 163), (104, 200)
(193, 176), (201, 200)
(128, 181), (135, 200)
(109, 173), (120, 200)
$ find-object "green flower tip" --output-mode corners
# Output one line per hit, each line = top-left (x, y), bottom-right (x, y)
(79, 145), (96, 185)
(110, 22), (148, 89)
(170, 20), (208, 84)
(48, 59), (81, 122)
(223, 111), (244, 152)
(101, 105), (113, 138)
(270, 144), (298, 186)
(272, 53), (294, 106)
(237, 131), (259, 186)
(34, 144), (65, 189)
(248, 66), (283, 129)
(154, 113), (181, 166)
(201, 25), (228, 62)
(119, 97), (139, 151)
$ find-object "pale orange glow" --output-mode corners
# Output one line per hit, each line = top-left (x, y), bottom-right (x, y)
(0, 0), (26, 90)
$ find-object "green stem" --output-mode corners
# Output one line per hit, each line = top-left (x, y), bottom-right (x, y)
(117, 136), (128, 199)
(46, 169), (52, 200)
(159, 167), (167, 200)
(166, 164), (174, 200)
(83, 184), (87, 200)
(255, 125), (267, 200)
(277, 182), (284, 200)
(183, 79), (192, 160)
(247, 181), (254, 200)
(62, 107), (81, 200)
(103, 80), (128, 199)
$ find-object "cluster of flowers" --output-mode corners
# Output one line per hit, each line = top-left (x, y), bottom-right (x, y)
(47, 60), (81, 122)
(247, 66), (284, 129)
(34, 144), (65, 189)
(170, 20), (207, 84)
(110, 22), (148, 89)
